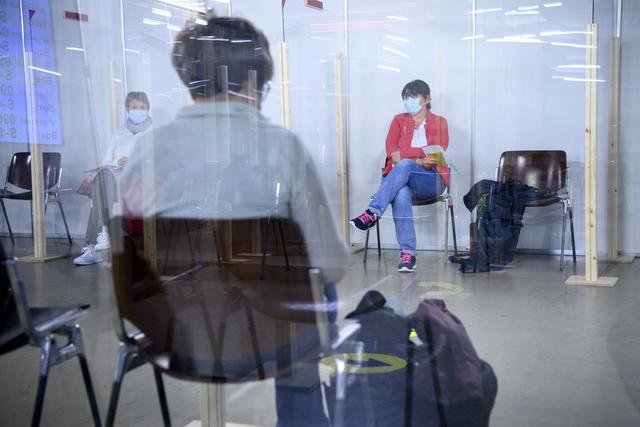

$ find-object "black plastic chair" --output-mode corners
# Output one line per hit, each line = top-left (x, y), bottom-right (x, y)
(0, 152), (72, 245)
(496, 150), (576, 270)
(0, 244), (101, 427)
(105, 303), (171, 427)
(107, 214), (334, 424)
(364, 166), (458, 263)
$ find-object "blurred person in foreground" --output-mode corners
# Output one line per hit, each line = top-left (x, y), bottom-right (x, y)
(118, 11), (348, 427)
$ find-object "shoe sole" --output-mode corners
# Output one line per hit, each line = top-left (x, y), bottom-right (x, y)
(349, 220), (376, 233)
(398, 265), (416, 272)
(74, 259), (103, 266)
(94, 245), (110, 251)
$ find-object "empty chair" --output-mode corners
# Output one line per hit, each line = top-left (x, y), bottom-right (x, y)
(0, 243), (101, 427)
(105, 291), (171, 427)
(0, 152), (72, 245)
(496, 150), (576, 269)
(107, 214), (336, 425)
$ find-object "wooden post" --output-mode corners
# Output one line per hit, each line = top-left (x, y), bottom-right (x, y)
(334, 53), (349, 245)
(26, 52), (45, 259)
(248, 69), (261, 254)
(19, 52), (64, 262)
(108, 61), (121, 135)
(200, 384), (225, 427)
(279, 42), (292, 130)
(201, 65), (227, 427)
(605, 36), (634, 263)
(566, 24), (618, 287)
(133, 53), (156, 266)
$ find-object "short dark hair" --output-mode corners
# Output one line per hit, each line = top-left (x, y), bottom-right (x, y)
(125, 91), (150, 110)
(172, 11), (274, 100)
(401, 80), (431, 99)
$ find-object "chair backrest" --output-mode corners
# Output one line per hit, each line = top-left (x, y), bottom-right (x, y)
(110, 215), (328, 383)
(497, 150), (567, 192)
(0, 242), (15, 330)
(0, 242), (37, 343)
(5, 152), (62, 192)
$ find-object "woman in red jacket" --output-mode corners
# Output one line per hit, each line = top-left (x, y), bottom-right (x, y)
(350, 80), (449, 272)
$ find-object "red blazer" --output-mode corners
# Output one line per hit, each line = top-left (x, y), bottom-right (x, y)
(383, 110), (450, 187)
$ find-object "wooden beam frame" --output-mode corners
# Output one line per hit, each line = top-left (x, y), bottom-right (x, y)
(566, 24), (618, 287)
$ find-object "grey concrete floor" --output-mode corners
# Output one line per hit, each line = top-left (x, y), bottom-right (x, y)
(1, 237), (639, 427)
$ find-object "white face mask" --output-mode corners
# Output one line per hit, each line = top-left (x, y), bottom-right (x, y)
(403, 97), (423, 115)
(128, 110), (148, 124)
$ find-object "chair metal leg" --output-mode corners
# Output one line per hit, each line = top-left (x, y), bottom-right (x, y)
(162, 221), (175, 274)
(449, 203), (458, 256)
(78, 354), (102, 427)
(569, 207), (577, 264)
(376, 222), (381, 257)
(244, 305), (266, 380)
(211, 221), (222, 264)
(276, 220), (290, 271)
(30, 201), (34, 238)
(0, 199), (14, 244)
(443, 199), (449, 263)
(73, 325), (102, 427)
(152, 367), (172, 427)
(55, 200), (73, 245)
(561, 204), (567, 271)
(363, 229), (370, 264)
(32, 337), (53, 427)
(183, 220), (196, 266)
(106, 343), (131, 427)
(261, 218), (270, 277)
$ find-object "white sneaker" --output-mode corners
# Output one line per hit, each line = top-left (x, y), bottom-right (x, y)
(94, 231), (110, 251)
(73, 245), (103, 266)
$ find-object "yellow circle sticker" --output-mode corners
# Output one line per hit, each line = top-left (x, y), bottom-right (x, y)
(418, 281), (464, 297)
(319, 353), (407, 375)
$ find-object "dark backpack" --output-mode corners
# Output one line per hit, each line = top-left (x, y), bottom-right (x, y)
(323, 291), (496, 427)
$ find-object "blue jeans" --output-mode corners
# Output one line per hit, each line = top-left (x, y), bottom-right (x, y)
(368, 159), (444, 255)
(274, 283), (337, 427)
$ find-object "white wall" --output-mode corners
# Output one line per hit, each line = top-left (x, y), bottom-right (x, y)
(4, 0), (630, 259)
(345, 0), (617, 255)
(282, 0), (347, 224)
(619, 0), (640, 255)
(473, 0), (607, 254)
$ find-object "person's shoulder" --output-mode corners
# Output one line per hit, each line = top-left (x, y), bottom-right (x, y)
(427, 110), (447, 123)
(393, 112), (412, 121)
(259, 120), (300, 145)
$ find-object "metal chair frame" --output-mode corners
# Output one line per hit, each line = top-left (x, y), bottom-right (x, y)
(495, 150), (576, 270)
(1, 258), (101, 427)
(364, 168), (459, 264)
(105, 317), (172, 427)
(0, 152), (72, 245)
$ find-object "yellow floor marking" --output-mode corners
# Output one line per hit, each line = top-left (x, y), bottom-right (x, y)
(418, 281), (464, 297)
(319, 353), (406, 375)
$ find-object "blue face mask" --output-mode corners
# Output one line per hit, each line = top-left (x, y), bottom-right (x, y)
(403, 97), (423, 115)
(128, 110), (148, 124)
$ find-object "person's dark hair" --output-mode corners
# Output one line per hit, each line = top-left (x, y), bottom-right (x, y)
(172, 11), (274, 100)
(401, 79), (431, 109)
(401, 80), (430, 99)
(125, 91), (150, 110)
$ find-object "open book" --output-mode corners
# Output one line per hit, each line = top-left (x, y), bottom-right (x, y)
(422, 145), (447, 166)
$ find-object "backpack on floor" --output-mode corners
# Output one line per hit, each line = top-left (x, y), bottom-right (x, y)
(322, 291), (497, 427)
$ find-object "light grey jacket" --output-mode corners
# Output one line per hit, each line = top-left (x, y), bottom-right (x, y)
(119, 100), (349, 284)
